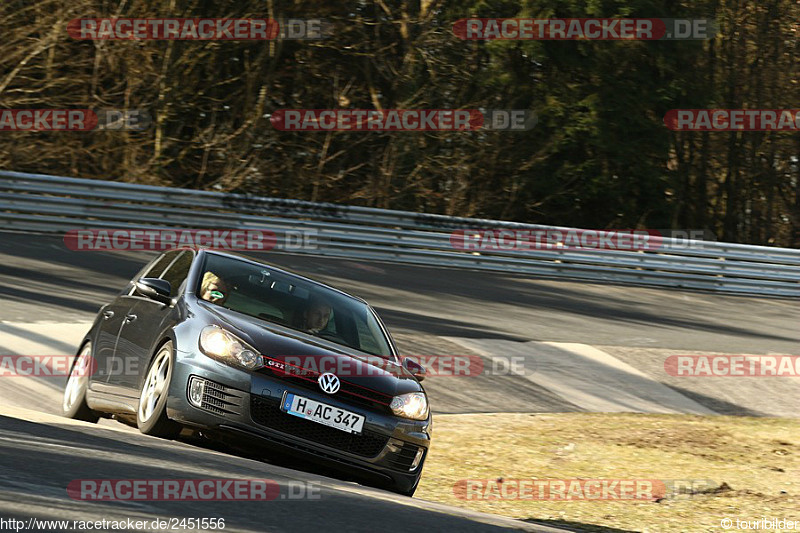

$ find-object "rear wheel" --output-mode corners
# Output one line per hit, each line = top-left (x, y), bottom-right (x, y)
(137, 342), (181, 439)
(62, 343), (100, 423)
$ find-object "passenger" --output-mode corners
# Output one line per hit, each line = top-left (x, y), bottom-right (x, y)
(200, 271), (229, 305)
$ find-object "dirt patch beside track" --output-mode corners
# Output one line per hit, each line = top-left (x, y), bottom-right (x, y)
(418, 412), (800, 532)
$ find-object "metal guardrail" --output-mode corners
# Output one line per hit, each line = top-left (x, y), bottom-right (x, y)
(1, 170), (799, 297)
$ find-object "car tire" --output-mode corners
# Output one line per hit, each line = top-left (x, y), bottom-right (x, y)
(62, 342), (100, 423)
(137, 341), (182, 439)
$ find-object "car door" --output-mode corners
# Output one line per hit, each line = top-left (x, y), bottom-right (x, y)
(90, 298), (132, 392)
(110, 250), (195, 397)
(90, 252), (178, 394)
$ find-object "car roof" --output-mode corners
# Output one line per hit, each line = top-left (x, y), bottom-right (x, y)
(199, 249), (369, 305)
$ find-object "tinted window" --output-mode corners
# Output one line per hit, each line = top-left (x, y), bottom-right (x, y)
(160, 251), (194, 296)
(143, 251), (181, 278)
(197, 253), (394, 358)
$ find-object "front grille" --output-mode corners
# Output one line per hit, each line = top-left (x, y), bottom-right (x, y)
(194, 378), (244, 416)
(258, 361), (393, 412)
(250, 395), (388, 458)
(219, 425), (394, 485)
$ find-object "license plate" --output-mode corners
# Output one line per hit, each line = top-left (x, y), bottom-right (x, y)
(281, 393), (365, 434)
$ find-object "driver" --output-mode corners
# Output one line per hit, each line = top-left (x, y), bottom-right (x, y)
(302, 297), (332, 334)
(200, 271), (229, 305)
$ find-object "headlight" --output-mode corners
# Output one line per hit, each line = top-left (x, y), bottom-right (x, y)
(199, 326), (263, 370)
(390, 392), (429, 421)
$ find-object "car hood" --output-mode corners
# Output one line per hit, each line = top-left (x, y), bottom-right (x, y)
(204, 305), (423, 397)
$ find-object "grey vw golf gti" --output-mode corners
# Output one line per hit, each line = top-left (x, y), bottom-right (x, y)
(62, 249), (431, 495)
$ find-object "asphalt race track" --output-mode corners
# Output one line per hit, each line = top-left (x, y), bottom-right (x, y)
(1, 233), (797, 353)
(0, 231), (798, 532)
(0, 406), (541, 532)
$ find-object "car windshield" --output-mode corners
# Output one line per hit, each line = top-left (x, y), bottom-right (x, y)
(196, 253), (394, 358)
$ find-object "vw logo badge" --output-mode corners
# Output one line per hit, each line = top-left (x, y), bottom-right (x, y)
(318, 372), (340, 394)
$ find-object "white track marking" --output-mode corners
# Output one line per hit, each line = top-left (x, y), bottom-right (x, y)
(447, 338), (717, 415)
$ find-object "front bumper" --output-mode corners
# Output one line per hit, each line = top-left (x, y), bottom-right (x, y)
(167, 349), (431, 492)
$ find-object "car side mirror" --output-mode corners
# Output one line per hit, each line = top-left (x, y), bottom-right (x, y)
(135, 277), (173, 305)
(402, 358), (426, 382)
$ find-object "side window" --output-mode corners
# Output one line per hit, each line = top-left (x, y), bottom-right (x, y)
(126, 251), (180, 296)
(143, 251), (180, 278)
(160, 251), (194, 296)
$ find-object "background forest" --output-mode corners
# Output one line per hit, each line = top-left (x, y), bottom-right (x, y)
(1, 0), (796, 245)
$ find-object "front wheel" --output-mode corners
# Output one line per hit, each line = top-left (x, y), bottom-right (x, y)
(62, 343), (100, 423)
(137, 342), (181, 439)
